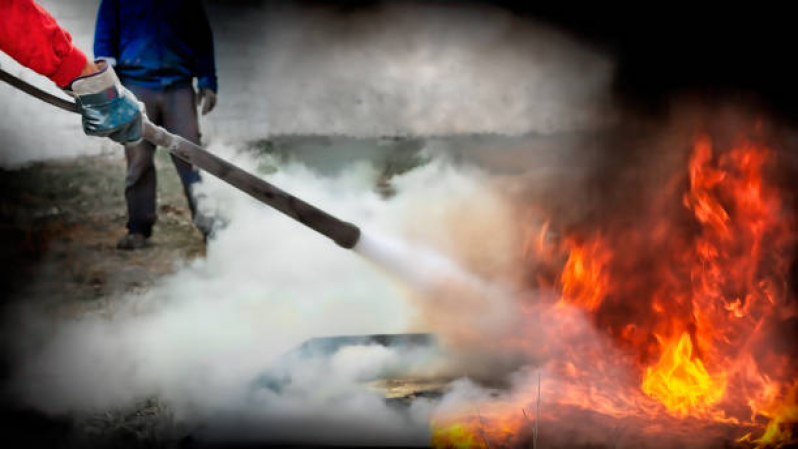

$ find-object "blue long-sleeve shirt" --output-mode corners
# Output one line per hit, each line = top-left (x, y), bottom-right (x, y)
(94, 0), (217, 92)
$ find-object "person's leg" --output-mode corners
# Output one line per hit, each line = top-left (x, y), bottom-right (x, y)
(160, 85), (212, 236)
(121, 84), (162, 243)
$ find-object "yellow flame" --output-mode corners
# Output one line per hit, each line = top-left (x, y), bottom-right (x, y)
(431, 421), (487, 449)
(737, 381), (798, 448)
(642, 333), (727, 416)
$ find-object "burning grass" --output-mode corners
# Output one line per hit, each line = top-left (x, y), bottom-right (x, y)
(431, 130), (797, 448)
(3, 125), (795, 448)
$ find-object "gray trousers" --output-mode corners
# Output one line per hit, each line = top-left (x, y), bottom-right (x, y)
(123, 83), (203, 237)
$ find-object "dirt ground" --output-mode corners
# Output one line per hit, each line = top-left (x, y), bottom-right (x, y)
(0, 149), (212, 448)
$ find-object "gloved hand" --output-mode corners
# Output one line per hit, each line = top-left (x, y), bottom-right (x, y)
(196, 88), (217, 115)
(65, 61), (143, 144)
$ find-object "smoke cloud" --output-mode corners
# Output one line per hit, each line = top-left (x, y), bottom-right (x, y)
(0, 0), (615, 166)
(6, 142), (536, 444)
(1, 1), (620, 444)
(208, 1), (615, 139)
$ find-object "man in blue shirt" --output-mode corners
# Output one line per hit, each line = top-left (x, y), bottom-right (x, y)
(94, 0), (218, 249)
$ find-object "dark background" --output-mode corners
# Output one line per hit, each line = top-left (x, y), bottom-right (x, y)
(508, 2), (797, 119)
(306, 0), (797, 121)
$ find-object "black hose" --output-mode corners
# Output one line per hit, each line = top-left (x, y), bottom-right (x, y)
(0, 67), (79, 114)
(0, 66), (362, 249)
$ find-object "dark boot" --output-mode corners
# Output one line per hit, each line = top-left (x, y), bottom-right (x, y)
(117, 233), (150, 250)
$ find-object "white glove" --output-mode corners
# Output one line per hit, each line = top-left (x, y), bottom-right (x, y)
(196, 88), (217, 115)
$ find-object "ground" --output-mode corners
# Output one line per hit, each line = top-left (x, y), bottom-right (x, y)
(0, 149), (209, 448)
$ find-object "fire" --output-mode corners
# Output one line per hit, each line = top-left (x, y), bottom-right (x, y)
(684, 135), (731, 236)
(431, 421), (487, 449)
(559, 238), (611, 311)
(431, 131), (797, 448)
(641, 332), (726, 416)
(738, 380), (798, 449)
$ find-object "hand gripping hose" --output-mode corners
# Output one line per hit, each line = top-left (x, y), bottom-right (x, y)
(0, 67), (361, 249)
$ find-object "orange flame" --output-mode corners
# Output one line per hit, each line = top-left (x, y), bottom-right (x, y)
(559, 238), (611, 311)
(739, 381), (798, 449)
(431, 131), (797, 448)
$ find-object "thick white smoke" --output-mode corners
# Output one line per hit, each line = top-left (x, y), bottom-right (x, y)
(0, 0), (614, 166)
(9, 142), (535, 444)
(209, 2), (615, 139)
(1, 1), (631, 445)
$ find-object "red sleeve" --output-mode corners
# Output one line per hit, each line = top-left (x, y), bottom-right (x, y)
(0, 0), (87, 87)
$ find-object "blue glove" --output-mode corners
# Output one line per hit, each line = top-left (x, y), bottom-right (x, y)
(66, 62), (144, 144)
